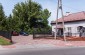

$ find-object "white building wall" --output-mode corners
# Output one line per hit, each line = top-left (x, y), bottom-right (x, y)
(51, 21), (85, 37)
(52, 25), (56, 32)
(65, 21), (85, 36)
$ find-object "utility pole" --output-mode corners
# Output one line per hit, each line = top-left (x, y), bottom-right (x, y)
(55, 0), (66, 42)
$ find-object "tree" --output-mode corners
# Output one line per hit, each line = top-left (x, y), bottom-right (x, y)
(0, 3), (6, 30)
(40, 9), (51, 27)
(12, 0), (51, 33)
(5, 14), (14, 31)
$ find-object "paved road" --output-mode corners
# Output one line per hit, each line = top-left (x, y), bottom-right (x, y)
(0, 47), (85, 55)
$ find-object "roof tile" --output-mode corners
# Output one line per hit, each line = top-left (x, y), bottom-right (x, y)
(58, 11), (85, 22)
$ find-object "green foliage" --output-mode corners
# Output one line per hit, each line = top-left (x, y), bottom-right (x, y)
(33, 26), (52, 34)
(2, 15), (13, 31)
(40, 9), (51, 27)
(0, 0), (51, 34)
(0, 3), (6, 31)
(12, 0), (51, 33)
(28, 28), (34, 34)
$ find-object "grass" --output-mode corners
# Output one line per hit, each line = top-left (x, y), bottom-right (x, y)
(0, 37), (11, 45)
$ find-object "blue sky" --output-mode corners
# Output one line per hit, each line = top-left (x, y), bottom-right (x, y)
(0, 0), (85, 24)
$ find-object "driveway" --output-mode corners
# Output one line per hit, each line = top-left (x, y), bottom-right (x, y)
(12, 35), (85, 47)
(1, 35), (85, 50)
(12, 35), (57, 49)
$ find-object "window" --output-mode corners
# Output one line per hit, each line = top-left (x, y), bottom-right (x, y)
(77, 26), (83, 32)
(67, 27), (71, 32)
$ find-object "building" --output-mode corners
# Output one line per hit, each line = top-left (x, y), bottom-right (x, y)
(51, 11), (85, 37)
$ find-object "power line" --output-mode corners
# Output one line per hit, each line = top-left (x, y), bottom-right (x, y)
(63, 5), (82, 11)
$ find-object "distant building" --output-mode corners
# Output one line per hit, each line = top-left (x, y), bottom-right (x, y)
(51, 11), (85, 37)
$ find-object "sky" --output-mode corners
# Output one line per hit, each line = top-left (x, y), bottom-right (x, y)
(0, 0), (85, 25)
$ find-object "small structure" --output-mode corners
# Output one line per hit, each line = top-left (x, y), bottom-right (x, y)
(51, 11), (85, 37)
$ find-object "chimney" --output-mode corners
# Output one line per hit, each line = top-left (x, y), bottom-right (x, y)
(65, 12), (70, 16)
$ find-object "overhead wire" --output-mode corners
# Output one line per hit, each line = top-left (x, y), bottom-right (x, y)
(62, 4), (82, 12)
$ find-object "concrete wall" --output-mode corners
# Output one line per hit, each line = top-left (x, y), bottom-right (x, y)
(51, 20), (85, 37)
(52, 24), (56, 32)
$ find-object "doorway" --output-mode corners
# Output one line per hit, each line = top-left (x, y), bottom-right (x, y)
(57, 28), (63, 36)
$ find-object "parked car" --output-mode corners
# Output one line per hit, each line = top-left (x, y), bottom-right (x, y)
(19, 31), (29, 36)
(12, 31), (19, 36)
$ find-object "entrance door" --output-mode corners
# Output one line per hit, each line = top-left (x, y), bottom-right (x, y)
(78, 26), (84, 37)
(58, 28), (63, 36)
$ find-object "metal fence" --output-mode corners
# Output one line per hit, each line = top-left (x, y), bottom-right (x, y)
(0, 31), (12, 42)
(33, 29), (52, 39)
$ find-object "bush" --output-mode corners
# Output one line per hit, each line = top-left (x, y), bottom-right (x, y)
(0, 37), (11, 45)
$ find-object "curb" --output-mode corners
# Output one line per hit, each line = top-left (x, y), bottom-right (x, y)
(0, 44), (85, 50)
(0, 45), (16, 50)
(2, 45), (16, 48)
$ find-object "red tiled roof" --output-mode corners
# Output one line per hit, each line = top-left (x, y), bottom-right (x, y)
(51, 11), (85, 23)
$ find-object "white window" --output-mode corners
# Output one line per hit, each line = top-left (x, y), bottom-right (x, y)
(67, 27), (71, 32)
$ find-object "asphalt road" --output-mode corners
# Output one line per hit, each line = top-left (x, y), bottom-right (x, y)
(0, 47), (85, 55)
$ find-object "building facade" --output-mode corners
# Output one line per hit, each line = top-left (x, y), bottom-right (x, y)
(51, 11), (85, 37)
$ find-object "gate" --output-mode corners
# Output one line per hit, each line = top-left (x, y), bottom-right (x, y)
(33, 28), (52, 39)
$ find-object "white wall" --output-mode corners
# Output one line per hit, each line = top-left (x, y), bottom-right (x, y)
(51, 21), (85, 37)
(52, 24), (56, 32)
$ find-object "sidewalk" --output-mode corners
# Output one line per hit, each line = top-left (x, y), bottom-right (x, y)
(1, 41), (85, 50)
(0, 44), (57, 50)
